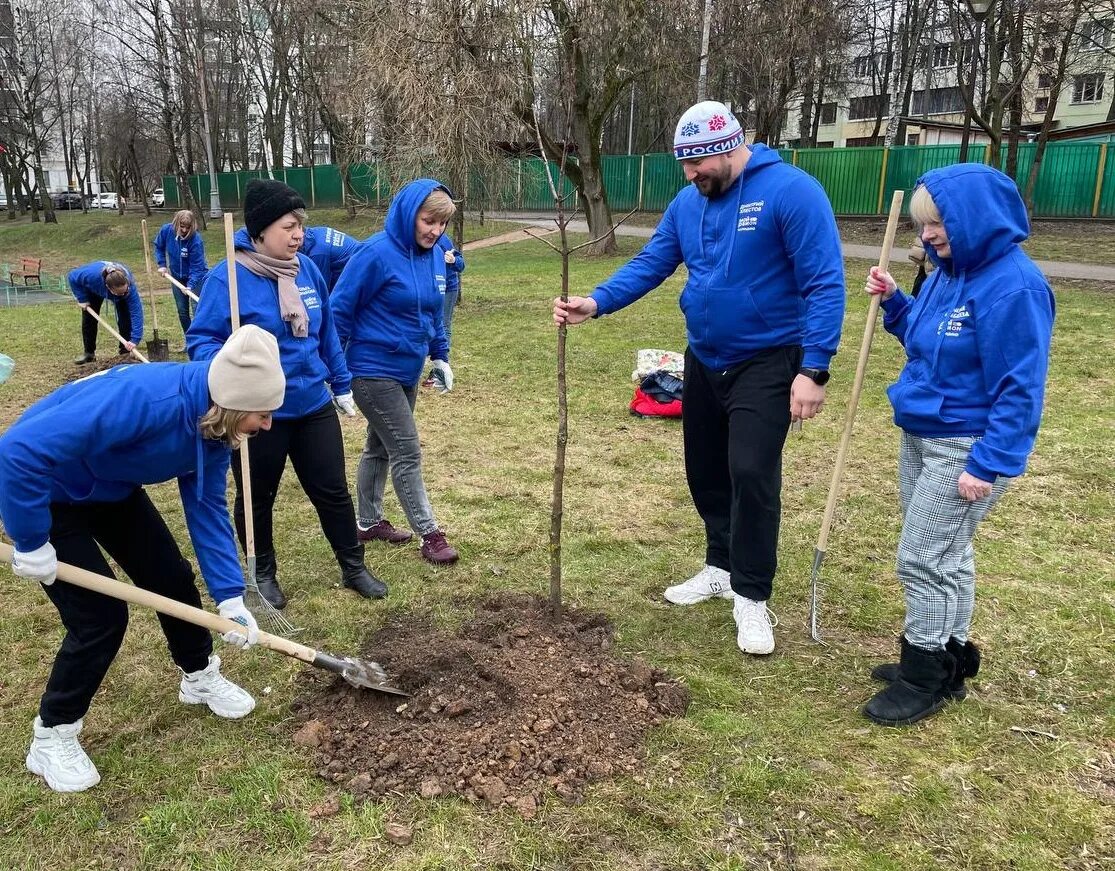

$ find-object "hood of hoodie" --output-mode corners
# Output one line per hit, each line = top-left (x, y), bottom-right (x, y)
(386, 178), (450, 254)
(917, 164), (1029, 273)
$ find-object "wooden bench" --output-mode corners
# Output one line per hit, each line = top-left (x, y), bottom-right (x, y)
(10, 257), (42, 286)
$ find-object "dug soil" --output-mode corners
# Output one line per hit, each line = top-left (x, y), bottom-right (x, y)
(290, 594), (690, 817)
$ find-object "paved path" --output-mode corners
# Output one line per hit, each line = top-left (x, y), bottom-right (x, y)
(483, 211), (1115, 282)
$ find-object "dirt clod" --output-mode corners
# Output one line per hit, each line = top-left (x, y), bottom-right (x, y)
(291, 595), (689, 813)
(384, 822), (413, 846)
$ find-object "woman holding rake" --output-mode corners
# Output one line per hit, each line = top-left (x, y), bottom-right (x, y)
(153, 209), (209, 337)
(862, 164), (1055, 726)
(0, 326), (283, 793)
(188, 179), (387, 609)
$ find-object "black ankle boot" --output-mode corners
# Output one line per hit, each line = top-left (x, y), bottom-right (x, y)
(253, 551), (287, 610)
(872, 636), (980, 700)
(864, 638), (955, 726)
(334, 544), (388, 599)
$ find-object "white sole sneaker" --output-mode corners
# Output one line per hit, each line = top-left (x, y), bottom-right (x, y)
(733, 596), (776, 655)
(663, 565), (735, 605)
(26, 749), (101, 793)
(179, 684), (256, 719)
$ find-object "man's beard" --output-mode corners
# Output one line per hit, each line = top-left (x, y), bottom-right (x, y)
(693, 167), (730, 198)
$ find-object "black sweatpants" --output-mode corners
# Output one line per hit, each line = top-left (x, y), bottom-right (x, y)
(39, 489), (212, 727)
(230, 399), (358, 558)
(682, 346), (802, 602)
(81, 294), (132, 355)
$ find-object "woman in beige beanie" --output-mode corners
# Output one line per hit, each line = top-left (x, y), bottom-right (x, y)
(0, 326), (284, 794)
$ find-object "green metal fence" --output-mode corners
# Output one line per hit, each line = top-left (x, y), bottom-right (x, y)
(163, 140), (1114, 219)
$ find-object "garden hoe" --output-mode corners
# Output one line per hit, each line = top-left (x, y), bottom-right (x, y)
(808, 188), (905, 643)
(140, 219), (170, 362)
(0, 542), (407, 696)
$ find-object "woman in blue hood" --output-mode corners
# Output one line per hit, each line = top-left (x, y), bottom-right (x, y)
(0, 325), (283, 793)
(330, 179), (459, 565)
(188, 179), (387, 608)
(863, 164), (1055, 726)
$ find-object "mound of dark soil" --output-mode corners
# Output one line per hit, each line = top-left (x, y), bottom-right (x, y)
(290, 594), (690, 816)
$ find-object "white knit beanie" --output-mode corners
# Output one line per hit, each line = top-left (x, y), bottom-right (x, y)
(207, 325), (285, 411)
(673, 101), (744, 160)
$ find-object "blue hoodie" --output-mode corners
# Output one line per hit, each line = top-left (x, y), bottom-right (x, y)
(331, 179), (450, 385)
(590, 144), (846, 371)
(880, 164), (1055, 481)
(68, 261), (145, 344)
(186, 229), (351, 418)
(153, 223), (209, 289)
(0, 362), (245, 604)
(301, 226), (359, 292)
(436, 234), (465, 294)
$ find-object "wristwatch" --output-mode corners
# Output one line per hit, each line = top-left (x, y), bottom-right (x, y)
(799, 367), (830, 386)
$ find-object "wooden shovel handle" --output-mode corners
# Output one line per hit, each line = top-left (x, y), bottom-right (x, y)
(78, 303), (149, 363)
(815, 189), (905, 554)
(164, 272), (199, 302)
(141, 218), (160, 332)
(0, 542), (316, 665)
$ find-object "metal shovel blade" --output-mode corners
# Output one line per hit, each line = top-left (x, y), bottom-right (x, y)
(312, 650), (409, 696)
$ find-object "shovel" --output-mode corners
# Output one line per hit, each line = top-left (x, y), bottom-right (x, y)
(140, 219), (170, 361)
(0, 542), (407, 696)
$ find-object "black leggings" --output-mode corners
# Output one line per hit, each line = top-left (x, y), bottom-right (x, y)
(230, 400), (359, 558)
(39, 489), (212, 727)
(81, 295), (132, 355)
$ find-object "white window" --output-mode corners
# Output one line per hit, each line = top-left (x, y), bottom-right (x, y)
(1071, 73), (1104, 103)
(853, 55), (872, 77)
(1080, 18), (1113, 51)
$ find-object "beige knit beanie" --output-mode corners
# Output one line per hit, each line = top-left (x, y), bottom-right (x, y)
(207, 324), (285, 411)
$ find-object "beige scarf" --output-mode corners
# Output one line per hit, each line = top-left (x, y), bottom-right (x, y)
(234, 249), (309, 338)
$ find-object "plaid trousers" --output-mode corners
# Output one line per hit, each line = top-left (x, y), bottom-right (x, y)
(897, 433), (1011, 649)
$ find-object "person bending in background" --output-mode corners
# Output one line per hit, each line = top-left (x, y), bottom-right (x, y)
(300, 225), (360, 294)
(0, 326), (284, 793)
(68, 261), (145, 365)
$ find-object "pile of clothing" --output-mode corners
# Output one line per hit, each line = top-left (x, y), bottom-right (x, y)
(629, 349), (683, 418)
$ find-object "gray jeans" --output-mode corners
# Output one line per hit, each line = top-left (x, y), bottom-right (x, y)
(352, 378), (438, 536)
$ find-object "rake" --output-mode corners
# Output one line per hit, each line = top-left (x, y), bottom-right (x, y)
(809, 189), (905, 643)
(222, 212), (300, 637)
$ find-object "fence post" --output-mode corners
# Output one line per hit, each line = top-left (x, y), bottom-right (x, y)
(516, 159), (523, 209)
(1093, 143), (1108, 218)
(876, 148), (890, 215)
(235, 173), (241, 207)
(984, 144), (991, 165)
(792, 149), (799, 167)
(638, 155), (645, 211)
(309, 166), (316, 208)
(376, 159), (382, 207)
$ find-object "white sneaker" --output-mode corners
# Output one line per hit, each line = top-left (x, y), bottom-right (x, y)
(179, 655), (256, 719)
(26, 716), (101, 793)
(733, 595), (776, 655)
(664, 564), (734, 605)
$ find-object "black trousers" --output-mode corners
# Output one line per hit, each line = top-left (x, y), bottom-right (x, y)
(230, 400), (358, 558)
(682, 346), (801, 602)
(81, 295), (132, 355)
(39, 489), (212, 727)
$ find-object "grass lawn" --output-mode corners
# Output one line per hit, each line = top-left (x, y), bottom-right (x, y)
(0, 226), (1111, 869)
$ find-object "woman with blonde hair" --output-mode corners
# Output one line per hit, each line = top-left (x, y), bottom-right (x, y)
(862, 164), (1055, 726)
(0, 325), (284, 793)
(331, 180), (460, 564)
(154, 208), (209, 337)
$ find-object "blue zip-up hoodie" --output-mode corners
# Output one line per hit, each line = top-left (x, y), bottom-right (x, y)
(436, 234), (465, 294)
(331, 179), (450, 385)
(301, 226), (359, 292)
(153, 223), (209, 289)
(186, 229), (351, 419)
(68, 261), (145, 344)
(880, 164), (1055, 481)
(0, 362), (244, 604)
(590, 144), (846, 370)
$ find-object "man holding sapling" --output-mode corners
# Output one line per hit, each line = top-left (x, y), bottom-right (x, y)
(554, 101), (845, 655)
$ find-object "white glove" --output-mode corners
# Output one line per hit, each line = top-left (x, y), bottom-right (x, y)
(12, 542), (57, 585)
(431, 359), (454, 392)
(332, 391), (357, 417)
(217, 596), (259, 649)
(444, 249), (456, 265)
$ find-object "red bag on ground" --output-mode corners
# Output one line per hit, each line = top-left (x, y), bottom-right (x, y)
(629, 386), (682, 418)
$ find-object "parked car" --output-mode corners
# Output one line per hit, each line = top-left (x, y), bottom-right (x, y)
(151, 188), (165, 207)
(94, 192), (123, 210)
(51, 191), (86, 210)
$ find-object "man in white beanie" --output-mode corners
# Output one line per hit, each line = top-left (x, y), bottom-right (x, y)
(555, 101), (845, 656)
(0, 325), (284, 793)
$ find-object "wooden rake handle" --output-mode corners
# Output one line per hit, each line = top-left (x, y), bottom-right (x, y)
(815, 189), (905, 555)
(164, 272), (199, 302)
(0, 541), (318, 666)
(78, 302), (149, 363)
